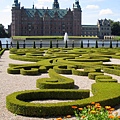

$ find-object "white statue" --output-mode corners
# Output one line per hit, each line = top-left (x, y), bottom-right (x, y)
(64, 32), (69, 43)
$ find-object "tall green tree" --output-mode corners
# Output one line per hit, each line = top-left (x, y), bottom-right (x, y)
(0, 24), (8, 38)
(109, 20), (120, 36)
(111, 22), (120, 35)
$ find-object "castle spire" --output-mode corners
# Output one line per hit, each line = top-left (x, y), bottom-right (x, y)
(13, 0), (20, 8)
(33, 2), (34, 9)
(74, 0), (81, 8)
(14, 0), (18, 6)
(52, 0), (60, 9)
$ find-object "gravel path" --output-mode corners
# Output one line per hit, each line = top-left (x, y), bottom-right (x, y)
(0, 51), (120, 120)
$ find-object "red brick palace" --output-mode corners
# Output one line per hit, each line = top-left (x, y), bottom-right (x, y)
(11, 0), (82, 36)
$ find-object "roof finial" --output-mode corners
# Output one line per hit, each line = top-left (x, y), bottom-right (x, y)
(74, 0), (81, 8)
(52, 0), (60, 9)
(33, 2), (34, 9)
(14, 0), (18, 6)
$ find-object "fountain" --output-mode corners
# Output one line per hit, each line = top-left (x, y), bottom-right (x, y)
(64, 32), (69, 43)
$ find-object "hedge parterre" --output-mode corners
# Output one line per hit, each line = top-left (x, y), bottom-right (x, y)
(6, 48), (120, 118)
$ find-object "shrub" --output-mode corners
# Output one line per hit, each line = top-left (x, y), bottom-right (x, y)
(95, 75), (112, 81)
(88, 72), (104, 80)
(67, 65), (77, 69)
(36, 78), (74, 89)
(7, 67), (20, 74)
(95, 67), (101, 72)
(103, 68), (120, 76)
(9, 54), (41, 62)
(65, 40), (68, 48)
(95, 40), (98, 48)
(6, 48), (120, 118)
(0, 49), (5, 56)
(72, 69), (89, 76)
(80, 41), (83, 48)
(68, 58), (110, 62)
(53, 66), (72, 74)
(110, 40), (112, 48)
(16, 52), (26, 55)
(91, 83), (120, 107)
(6, 83), (120, 117)
(17, 41), (19, 49)
(20, 68), (39, 75)
(84, 68), (96, 73)
(6, 89), (90, 117)
(33, 41), (36, 48)
(9, 48), (17, 54)
(50, 40), (52, 48)
(36, 69), (74, 89)
(96, 79), (118, 83)
(0, 40), (2, 50)
(39, 66), (47, 73)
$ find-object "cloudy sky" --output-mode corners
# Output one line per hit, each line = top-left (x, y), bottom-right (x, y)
(0, 0), (120, 28)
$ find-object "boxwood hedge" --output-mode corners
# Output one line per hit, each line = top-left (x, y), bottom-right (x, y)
(95, 75), (112, 81)
(20, 68), (39, 75)
(96, 79), (118, 83)
(6, 48), (120, 118)
(88, 72), (104, 80)
(7, 67), (20, 74)
(39, 66), (47, 73)
(103, 67), (120, 76)
(36, 69), (74, 89)
(0, 49), (5, 56)
(68, 57), (110, 62)
(72, 69), (89, 76)
(53, 65), (72, 74)
(6, 83), (120, 117)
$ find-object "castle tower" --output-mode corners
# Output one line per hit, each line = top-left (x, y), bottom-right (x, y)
(11, 0), (21, 36)
(73, 0), (82, 36)
(53, 0), (60, 9)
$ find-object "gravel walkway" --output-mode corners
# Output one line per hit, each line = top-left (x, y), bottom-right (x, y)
(0, 51), (120, 120)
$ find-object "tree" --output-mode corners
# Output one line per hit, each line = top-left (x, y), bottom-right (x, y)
(111, 22), (120, 35)
(17, 41), (19, 49)
(109, 20), (120, 36)
(0, 40), (2, 50)
(80, 40), (83, 48)
(95, 40), (98, 48)
(50, 40), (52, 48)
(65, 40), (68, 48)
(33, 41), (36, 48)
(0, 24), (8, 38)
(109, 40), (112, 48)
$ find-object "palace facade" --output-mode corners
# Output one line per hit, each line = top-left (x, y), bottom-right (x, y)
(11, 0), (111, 38)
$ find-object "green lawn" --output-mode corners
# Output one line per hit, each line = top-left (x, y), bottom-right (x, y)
(12, 36), (98, 40)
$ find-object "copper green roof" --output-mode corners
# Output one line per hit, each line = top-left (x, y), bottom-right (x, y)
(25, 8), (68, 18)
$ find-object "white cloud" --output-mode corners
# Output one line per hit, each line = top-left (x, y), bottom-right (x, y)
(99, 8), (113, 15)
(1, 5), (11, 13)
(34, 0), (70, 9)
(86, 5), (99, 9)
(117, 18), (120, 21)
(35, 0), (52, 8)
(0, 5), (11, 28)
(83, 0), (104, 3)
(0, 13), (11, 28)
(86, 0), (104, 2)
